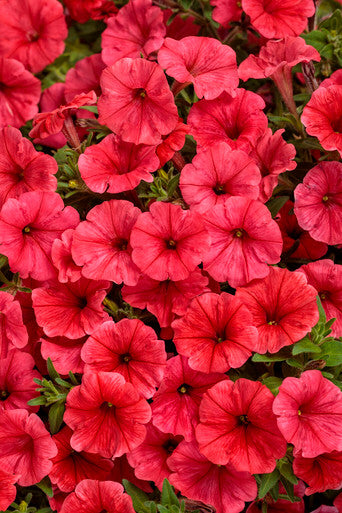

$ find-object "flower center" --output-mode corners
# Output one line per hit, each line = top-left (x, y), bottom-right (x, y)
(213, 184), (226, 196)
(23, 226), (31, 234)
(166, 239), (177, 249)
(319, 291), (329, 301)
(26, 30), (39, 42)
(135, 88), (147, 99)
(268, 320), (278, 325)
(178, 383), (191, 394)
(162, 439), (179, 454)
(78, 297), (88, 309)
(239, 414), (249, 425)
(234, 228), (244, 238)
(0, 390), (9, 400)
(113, 238), (128, 251)
(120, 353), (132, 363)
(331, 117), (342, 134)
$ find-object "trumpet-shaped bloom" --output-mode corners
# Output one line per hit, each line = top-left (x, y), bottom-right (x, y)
(293, 450), (342, 495)
(0, 291), (28, 359)
(210, 0), (242, 27)
(0, 469), (18, 512)
(51, 229), (83, 284)
(64, 54), (105, 101)
(156, 118), (189, 167)
(40, 334), (86, 375)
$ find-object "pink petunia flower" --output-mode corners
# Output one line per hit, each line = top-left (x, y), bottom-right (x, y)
(209, 0), (242, 27)
(0, 57), (40, 129)
(241, 0), (315, 39)
(196, 379), (286, 474)
(32, 277), (111, 339)
(180, 145), (261, 213)
(78, 135), (159, 194)
(273, 370), (342, 457)
(108, 454), (152, 494)
(98, 58), (178, 145)
(40, 335), (86, 375)
(49, 426), (113, 493)
(320, 69), (342, 88)
(188, 89), (268, 152)
(334, 493), (342, 512)
(0, 127), (57, 209)
(64, 54), (105, 102)
(0, 0), (67, 73)
(202, 196), (282, 287)
(0, 291), (28, 359)
(130, 201), (210, 281)
(59, 479), (134, 513)
(81, 319), (167, 399)
(151, 355), (227, 442)
(297, 259), (342, 338)
(72, 200), (141, 285)
(293, 449), (342, 495)
(51, 229), (83, 284)
(163, 10), (200, 39)
(168, 440), (257, 513)
(172, 292), (258, 373)
(0, 469), (18, 512)
(156, 118), (189, 167)
(294, 161), (342, 245)
(246, 482), (306, 513)
(64, 371), (151, 458)
(0, 191), (79, 281)
(64, 0), (117, 23)
(101, 0), (165, 66)
(0, 409), (57, 486)
(235, 267), (319, 354)
(158, 36), (238, 100)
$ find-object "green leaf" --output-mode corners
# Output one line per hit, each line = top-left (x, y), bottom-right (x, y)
(144, 501), (157, 513)
(157, 506), (170, 513)
(320, 339), (342, 366)
(47, 357), (60, 382)
(258, 469), (280, 499)
(316, 296), (327, 326)
(262, 376), (282, 396)
(36, 476), (53, 498)
(27, 396), (47, 406)
(279, 477), (295, 502)
(123, 480), (150, 513)
(277, 460), (298, 485)
(161, 479), (179, 508)
(78, 105), (98, 113)
(286, 358), (304, 369)
(268, 481), (279, 502)
(292, 338), (321, 355)
(167, 174), (180, 198)
(48, 400), (65, 434)
(252, 353), (286, 363)
(266, 196), (290, 218)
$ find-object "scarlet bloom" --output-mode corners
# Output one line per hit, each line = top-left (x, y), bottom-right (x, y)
(202, 197), (282, 287)
(188, 89), (268, 152)
(180, 145), (261, 213)
(298, 260), (342, 338)
(108, 455), (152, 494)
(122, 269), (209, 328)
(197, 379), (286, 474)
(294, 162), (342, 245)
(0, 57), (40, 129)
(210, 0), (242, 27)
(32, 277), (111, 339)
(81, 319), (167, 399)
(156, 118), (189, 167)
(248, 129), (297, 202)
(236, 267), (319, 354)
(0, 291), (28, 359)
(98, 58), (178, 145)
(127, 423), (182, 489)
(0, 127), (57, 209)
(158, 36), (238, 100)
(51, 229), (83, 284)
(247, 483), (306, 513)
(273, 370), (342, 457)
(72, 200), (141, 286)
(0, 0), (67, 73)
(0, 409), (57, 486)
(321, 69), (342, 88)
(101, 0), (165, 66)
(172, 293), (258, 373)
(59, 480), (134, 513)
(0, 469), (18, 512)
(241, 0), (315, 39)
(64, 54), (105, 102)
(64, 0), (117, 23)
(151, 355), (227, 442)
(64, 371), (151, 458)
(33, 83), (68, 149)
(40, 335), (86, 375)
(0, 350), (41, 412)
(78, 135), (159, 194)
(130, 201), (210, 281)
(168, 440), (257, 513)
(49, 426), (113, 493)
(301, 85), (342, 157)
(163, 10), (200, 39)
(293, 450), (342, 495)
(0, 191), (79, 281)
(276, 201), (328, 261)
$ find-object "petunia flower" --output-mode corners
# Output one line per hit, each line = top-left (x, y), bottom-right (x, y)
(108, 455), (152, 494)
(0, 291), (28, 359)
(293, 449), (342, 495)
(51, 229), (83, 284)
(64, 0), (117, 23)
(64, 371), (151, 458)
(40, 334), (86, 375)
(0, 469), (18, 512)
(64, 54), (105, 102)
(209, 0), (243, 27)
(156, 118), (189, 167)
(246, 482), (306, 513)
(163, 10), (200, 39)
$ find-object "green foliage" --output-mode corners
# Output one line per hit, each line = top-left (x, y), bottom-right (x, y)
(123, 479), (187, 513)
(303, 9), (342, 67)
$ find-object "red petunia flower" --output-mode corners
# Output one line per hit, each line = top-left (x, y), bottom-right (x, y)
(72, 200), (141, 286)
(301, 85), (342, 157)
(101, 0), (165, 66)
(334, 494), (342, 513)
(188, 89), (268, 152)
(294, 161), (342, 245)
(64, 371), (151, 458)
(273, 370), (342, 457)
(127, 422), (182, 490)
(172, 292), (258, 373)
(246, 482), (306, 513)
(0, 409), (57, 486)
(130, 201), (210, 281)
(297, 259), (342, 338)
(293, 450), (342, 495)
(0, 0), (67, 73)
(40, 335), (86, 375)
(108, 454), (152, 494)
(0, 349), (41, 412)
(0, 469), (18, 512)
(180, 145), (261, 213)
(98, 58), (178, 145)
(321, 69), (342, 88)
(156, 118), (189, 167)
(78, 135), (159, 194)
(168, 440), (257, 513)
(241, 0), (315, 39)
(51, 229), (83, 284)
(49, 426), (113, 493)
(59, 479), (134, 513)
(0, 127), (57, 209)
(0, 191), (79, 281)
(202, 196), (282, 287)
(65, 54), (105, 102)
(235, 267), (319, 354)
(163, 10), (200, 39)
(196, 379), (286, 474)
(122, 269), (209, 328)
(0, 57), (40, 129)
(0, 291), (28, 359)
(32, 277), (111, 339)
(209, 0), (242, 27)
(81, 319), (167, 399)
(33, 83), (67, 149)
(158, 36), (238, 100)
(151, 355), (227, 442)
(64, 0), (117, 23)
